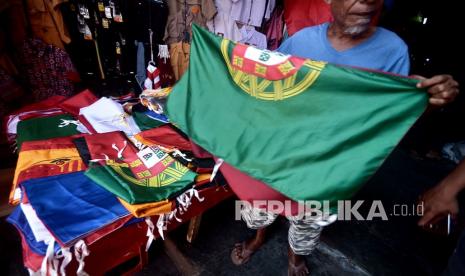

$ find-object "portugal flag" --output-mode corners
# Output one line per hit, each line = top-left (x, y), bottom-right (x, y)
(166, 25), (428, 203)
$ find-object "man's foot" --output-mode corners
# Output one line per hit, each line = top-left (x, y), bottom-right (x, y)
(230, 235), (265, 265)
(288, 247), (310, 276)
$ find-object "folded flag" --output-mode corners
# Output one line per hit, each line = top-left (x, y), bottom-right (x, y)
(132, 108), (168, 131)
(10, 136), (85, 205)
(4, 95), (66, 140)
(58, 89), (98, 116)
(21, 171), (131, 247)
(118, 199), (174, 218)
(16, 114), (81, 150)
(79, 97), (141, 136)
(166, 25), (428, 204)
(7, 206), (60, 256)
(84, 132), (196, 204)
(134, 125), (193, 152)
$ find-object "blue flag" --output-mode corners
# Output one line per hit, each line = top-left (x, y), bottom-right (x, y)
(22, 172), (131, 246)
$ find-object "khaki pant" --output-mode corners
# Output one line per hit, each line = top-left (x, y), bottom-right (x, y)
(169, 42), (190, 81)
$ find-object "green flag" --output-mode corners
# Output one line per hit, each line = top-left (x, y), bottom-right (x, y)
(16, 114), (81, 150)
(166, 25), (428, 203)
(132, 110), (167, 131)
(85, 159), (196, 204)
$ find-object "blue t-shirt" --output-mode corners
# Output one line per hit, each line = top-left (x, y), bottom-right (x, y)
(278, 22), (410, 75)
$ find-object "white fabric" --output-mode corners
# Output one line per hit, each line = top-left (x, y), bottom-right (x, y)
(74, 240), (90, 276)
(207, 0), (242, 41)
(145, 218), (156, 251)
(239, 25), (267, 49)
(20, 203), (54, 243)
(13, 187), (22, 201)
(158, 44), (170, 63)
(172, 149), (193, 162)
(79, 97), (141, 136)
(111, 141), (128, 159)
(58, 119), (80, 128)
(156, 214), (166, 240)
(59, 247), (73, 276)
(230, 0), (275, 27)
(176, 187), (204, 214)
(41, 239), (57, 276)
(76, 122), (91, 134)
(22, 204), (74, 276)
(167, 209), (182, 223)
(244, 47), (290, 65)
(27, 268), (40, 276)
(210, 158), (223, 182)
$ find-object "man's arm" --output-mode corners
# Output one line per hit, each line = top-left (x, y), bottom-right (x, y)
(418, 159), (465, 227)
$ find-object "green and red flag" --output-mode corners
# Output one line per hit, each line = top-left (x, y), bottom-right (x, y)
(166, 25), (428, 203)
(84, 132), (196, 204)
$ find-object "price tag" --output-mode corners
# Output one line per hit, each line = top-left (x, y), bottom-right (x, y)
(98, 2), (105, 12)
(105, 6), (112, 18)
(102, 18), (110, 29)
(115, 42), (121, 55)
(84, 25), (93, 40)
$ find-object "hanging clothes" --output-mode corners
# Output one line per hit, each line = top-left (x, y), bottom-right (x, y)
(128, 0), (169, 88)
(165, 0), (216, 80)
(283, 0), (332, 36)
(157, 44), (176, 87)
(18, 38), (77, 101)
(230, 0), (276, 28)
(169, 41), (190, 80)
(238, 25), (267, 50)
(26, 0), (71, 49)
(164, 0), (217, 44)
(264, 4), (284, 50)
(206, 0), (241, 41)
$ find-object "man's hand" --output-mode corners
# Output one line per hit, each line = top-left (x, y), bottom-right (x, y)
(413, 74), (459, 106)
(418, 182), (459, 227)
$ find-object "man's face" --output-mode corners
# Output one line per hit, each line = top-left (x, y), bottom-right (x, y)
(329, 0), (383, 35)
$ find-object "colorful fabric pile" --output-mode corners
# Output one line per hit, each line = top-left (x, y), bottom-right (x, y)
(5, 89), (222, 275)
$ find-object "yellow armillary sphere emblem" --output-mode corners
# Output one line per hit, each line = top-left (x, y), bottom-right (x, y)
(221, 40), (326, 101)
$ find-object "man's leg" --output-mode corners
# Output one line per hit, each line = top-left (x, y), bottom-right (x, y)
(443, 229), (465, 276)
(287, 214), (336, 276)
(231, 203), (278, 265)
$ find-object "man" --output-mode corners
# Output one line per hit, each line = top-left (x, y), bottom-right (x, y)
(418, 158), (465, 275)
(231, 0), (460, 275)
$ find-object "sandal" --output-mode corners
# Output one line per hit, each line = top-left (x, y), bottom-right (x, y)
(288, 261), (310, 276)
(230, 241), (255, 265)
